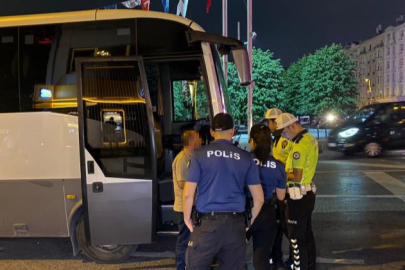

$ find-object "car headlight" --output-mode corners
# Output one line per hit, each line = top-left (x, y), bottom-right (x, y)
(339, 128), (359, 138)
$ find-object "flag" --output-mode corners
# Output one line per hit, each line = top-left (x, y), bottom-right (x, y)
(176, 0), (189, 17)
(121, 0), (141, 8)
(206, 0), (211, 13)
(142, 0), (151, 10)
(161, 0), (169, 13)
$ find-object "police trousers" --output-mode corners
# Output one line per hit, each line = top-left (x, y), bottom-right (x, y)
(246, 202), (278, 270)
(287, 191), (316, 270)
(186, 214), (246, 270)
(271, 197), (290, 264)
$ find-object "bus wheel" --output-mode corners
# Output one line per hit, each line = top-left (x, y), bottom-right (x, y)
(76, 216), (138, 263)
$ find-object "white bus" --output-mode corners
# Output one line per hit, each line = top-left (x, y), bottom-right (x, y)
(0, 9), (250, 262)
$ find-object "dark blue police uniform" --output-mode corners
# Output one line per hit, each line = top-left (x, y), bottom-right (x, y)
(186, 139), (260, 270)
(247, 155), (286, 270)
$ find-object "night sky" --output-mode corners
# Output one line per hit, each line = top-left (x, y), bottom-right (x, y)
(2, 0), (405, 66)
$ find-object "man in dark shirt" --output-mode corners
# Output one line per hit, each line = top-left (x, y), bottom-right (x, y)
(183, 113), (264, 270)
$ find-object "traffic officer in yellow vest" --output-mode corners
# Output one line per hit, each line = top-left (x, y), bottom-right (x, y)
(264, 108), (293, 268)
(275, 113), (318, 270)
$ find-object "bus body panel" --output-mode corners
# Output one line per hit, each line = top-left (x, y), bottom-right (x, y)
(0, 112), (80, 180)
(63, 178), (82, 236)
(0, 179), (68, 237)
(0, 113), (82, 237)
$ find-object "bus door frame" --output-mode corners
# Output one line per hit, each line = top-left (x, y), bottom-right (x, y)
(75, 56), (157, 245)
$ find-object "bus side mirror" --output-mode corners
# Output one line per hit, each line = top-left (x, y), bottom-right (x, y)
(232, 48), (252, 86)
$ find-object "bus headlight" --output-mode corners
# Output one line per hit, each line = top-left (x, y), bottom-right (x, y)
(339, 128), (359, 138)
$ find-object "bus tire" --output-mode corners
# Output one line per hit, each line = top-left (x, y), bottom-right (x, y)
(76, 216), (138, 263)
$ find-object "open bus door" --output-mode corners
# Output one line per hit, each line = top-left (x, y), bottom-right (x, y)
(75, 57), (156, 262)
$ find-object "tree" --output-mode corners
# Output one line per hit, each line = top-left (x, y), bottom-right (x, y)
(173, 80), (209, 121)
(173, 81), (191, 121)
(286, 44), (358, 117)
(228, 48), (284, 122)
(195, 81), (209, 120)
(282, 56), (308, 115)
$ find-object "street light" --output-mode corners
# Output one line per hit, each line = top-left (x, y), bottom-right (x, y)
(326, 114), (336, 122)
(365, 78), (372, 105)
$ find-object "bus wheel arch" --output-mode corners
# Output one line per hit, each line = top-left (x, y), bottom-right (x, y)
(76, 216), (138, 263)
(68, 201), (84, 256)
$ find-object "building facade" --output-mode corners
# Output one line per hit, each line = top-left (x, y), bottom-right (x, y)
(346, 23), (405, 107)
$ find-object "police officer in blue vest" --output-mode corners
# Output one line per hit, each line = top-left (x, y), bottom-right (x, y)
(183, 113), (265, 270)
(246, 124), (286, 270)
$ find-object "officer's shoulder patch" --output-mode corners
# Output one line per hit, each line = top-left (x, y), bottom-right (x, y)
(293, 152), (300, 159)
(282, 140), (288, 149)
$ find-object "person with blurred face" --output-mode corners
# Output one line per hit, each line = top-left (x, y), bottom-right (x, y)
(275, 113), (319, 270)
(172, 130), (202, 270)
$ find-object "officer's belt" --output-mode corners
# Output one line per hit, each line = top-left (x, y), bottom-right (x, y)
(199, 212), (245, 219)
(287, 183), (312, 192)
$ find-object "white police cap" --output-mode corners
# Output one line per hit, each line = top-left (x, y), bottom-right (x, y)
(275, 113), (298, 130)
(264, 108), (283, 120)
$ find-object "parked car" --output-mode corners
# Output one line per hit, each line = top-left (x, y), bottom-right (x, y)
(328, 102), (405, 157)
